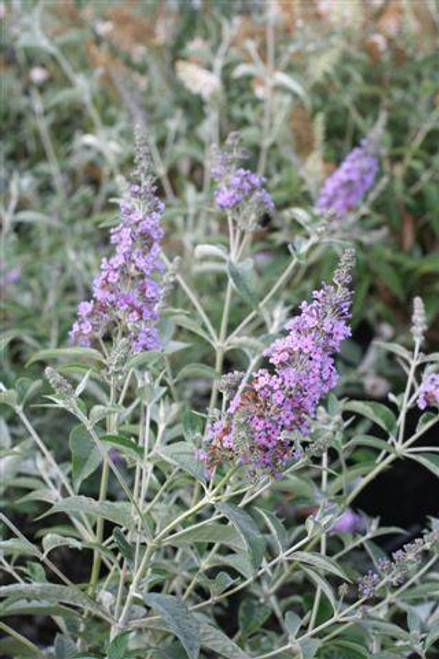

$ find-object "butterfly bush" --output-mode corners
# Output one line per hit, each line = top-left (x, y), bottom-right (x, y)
(316, 135), (380, 220)
(204, 249), (354, 476)
(70, 135), (165, 352)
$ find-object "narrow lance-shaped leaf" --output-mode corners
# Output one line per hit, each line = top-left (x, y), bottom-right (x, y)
(0, 584), (100, 614)
(255, 507), (288, 553)
(227, 258), (259, 309)
(344, 400), (396, 433)
(69, 425), (102, 492)
(159, 442), (206, 484)
(289, 551), (349, 581)
(217, 503), (265, 571)
(45, 496), (135, 530)
(407, 453), (439, 478)
(27, 346), (104, 366)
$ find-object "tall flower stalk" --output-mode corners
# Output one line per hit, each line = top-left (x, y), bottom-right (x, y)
(204, 249), (355, 476)
(70, 129), (165, 353)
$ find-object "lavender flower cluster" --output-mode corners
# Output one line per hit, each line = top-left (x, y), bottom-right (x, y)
(316, 136), (380, 220)
(211, 134), (274, 230)
(213, 167), (274, 214)
(203, 249), (354, 476)
(417, 373), (439, 410)
(70, 136), (165, 353)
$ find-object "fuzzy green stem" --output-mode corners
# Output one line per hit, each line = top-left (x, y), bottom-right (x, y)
(88, 458), (110, 598)
(397, 338), (421, 447)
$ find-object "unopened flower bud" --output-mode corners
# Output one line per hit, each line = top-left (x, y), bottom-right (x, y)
(411, 296), (427, 343)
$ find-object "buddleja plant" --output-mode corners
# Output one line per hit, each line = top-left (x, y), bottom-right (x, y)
(1, 131), (438, 659)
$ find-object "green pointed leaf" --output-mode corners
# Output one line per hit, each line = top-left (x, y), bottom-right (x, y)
(285, 611), (301, 638)
(0, 599), (79, 619)
(101, 434), (143, 459)
(47, 496), (135, 530)
(416, 412), (436, 431)
(348, 435), (394, 452)
(344, 401), (396, 433)
(214, 553), (253, 579)
(165, 522), (244, 550)
(69, 425), (102, 491)
(407, 453), (439, 478)
(302, 566), (337, 613)
(255, 507), (288, 552)
(0, 539), (38, 556)
(27, 347), (104, 366)
(227, 258), (258, 309)
(15, 378), (43, 406)
(107, 632), (129, 659)
(217, 503), (265, 571)
(0, 584), (99, 613)
(172, 314), (212, 343)
(144, 593), (200, 659)
(112, 529), (134, 564)
(238, 599), (271, 638)
(42, 534), (83, 556)
(54, 634), (77, 659)
(289, 552), (349, 580)
(159, 442), (206, 483)
(206, 572), (237, 597)
(198, 617), (249, 658)
(299, 638), (321, 659)
(374, 341), (412, 362)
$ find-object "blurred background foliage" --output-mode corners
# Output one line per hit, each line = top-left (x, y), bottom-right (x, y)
(2, 0), (438, 386)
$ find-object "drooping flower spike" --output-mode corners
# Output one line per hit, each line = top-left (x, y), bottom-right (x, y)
(70, 128), (165, 353)
(203, 249), (355, 476)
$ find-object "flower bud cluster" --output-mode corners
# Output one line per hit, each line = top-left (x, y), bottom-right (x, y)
(357, 528), (439, 599)
(217, 371), (245, 398)
(411, 296), (427, 343)
(45, 367), (77, 414)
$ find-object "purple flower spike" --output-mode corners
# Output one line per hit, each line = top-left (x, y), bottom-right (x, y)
(70, 130), (165, 353)
(316, 136), (380, 220)
(203, 249), (355, 476)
